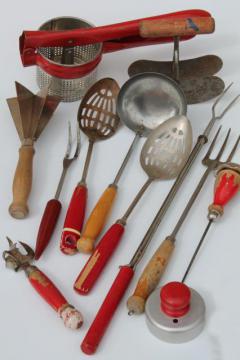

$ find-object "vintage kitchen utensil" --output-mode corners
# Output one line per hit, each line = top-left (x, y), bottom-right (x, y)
(77, 72), (187, 254)
(145, 282), (205, 343)
(34, 122), (81, 260)
(19, 10), (211, 101)
(182, 162), (240, 282)
(146, 163), (240, 343)
(80, 85), (239, 355)
(74, 115), (192, 294)
(129, 18), (223, 104)
(127, 128), (240, 315)
(7, 82), (60, 219)
(3, 237), (83, 329)
(60, 78), (120, 255)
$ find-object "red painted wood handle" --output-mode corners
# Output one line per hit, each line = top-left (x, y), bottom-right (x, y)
(74, 223), (125, 294)
(60, 184), (87, 255)
(35, 199), (62, 260)
(27, 266), (83, 329)
(81, 266), (134, 354)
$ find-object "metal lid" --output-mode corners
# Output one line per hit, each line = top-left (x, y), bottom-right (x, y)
(145, 284), (205, 343)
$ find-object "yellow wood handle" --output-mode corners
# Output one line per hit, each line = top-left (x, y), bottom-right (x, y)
(127, 238), (175, 314)
(140, 17), (215, 38)
(9, 145), (34, 219)
(77, 185), (118, 254)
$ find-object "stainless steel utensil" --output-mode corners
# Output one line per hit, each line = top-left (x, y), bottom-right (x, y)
(127, 127), (240, 315)
(60, 78), (120, 255)
(77, 73), (187, 254)
(34, 122), (81, 260)
(7, 82), (60, 219)
(74, 115), (192, 294)
(79, 85), (239, 354)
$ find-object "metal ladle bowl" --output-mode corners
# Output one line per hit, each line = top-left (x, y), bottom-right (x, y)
(117, 72), (187, 136)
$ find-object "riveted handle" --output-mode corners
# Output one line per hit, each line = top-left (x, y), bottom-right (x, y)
(74, 223), (125, 294)
(140, 17), (215, 38)
(60, 184), (87, 255)
(27, 266), (83, 329)
(77, 185), (118, 254)
(9, 145), (35, 219)
(81, 265), (134, 354)
(127, 238), (175, 315)
(35, 199), (62, 260)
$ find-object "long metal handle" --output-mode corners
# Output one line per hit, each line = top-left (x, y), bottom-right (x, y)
(129, 137), (206, 268)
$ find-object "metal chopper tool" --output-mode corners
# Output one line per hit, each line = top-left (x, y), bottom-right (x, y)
(146, 162), (240, 343)
(7, 82), (60, 219)
(128, 17), (224, 104)
(80, 85), (239, 355)
(19, 10), (211, 102)
(2, 238), (83, 329)
(127, 127), (240, 315)
(77, 73), (187, 254)
(74, 115), (192, 295)
(60, 78), (120, 255)
(34, 123), (81, 260)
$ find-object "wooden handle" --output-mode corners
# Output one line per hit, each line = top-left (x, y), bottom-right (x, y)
(140, 17), (215, 38)
(81, 266), (134, 354)
(9, 145), (35, 219)
(127, 238), (174, 315)
(27, 266), (83, 329)
(35, 199), (62, 260)
(60, 184), (87, 255)
(74, 223), (125, 294)
(77, 185), (118, 254)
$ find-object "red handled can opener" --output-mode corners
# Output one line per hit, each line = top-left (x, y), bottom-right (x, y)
(3, 238), (83, 329)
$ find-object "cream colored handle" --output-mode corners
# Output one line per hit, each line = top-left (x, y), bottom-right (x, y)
(77, 185), (118, 254)
(127, 238), (175, 314)
(140, 17), (215, 38)
(9, 145), (34, 219)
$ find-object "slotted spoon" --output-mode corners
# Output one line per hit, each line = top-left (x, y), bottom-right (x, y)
(60, 78), (120, 254)
(74, 115), (192, 294)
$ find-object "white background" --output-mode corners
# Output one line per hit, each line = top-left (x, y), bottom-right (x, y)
(1, 1), (240, 359)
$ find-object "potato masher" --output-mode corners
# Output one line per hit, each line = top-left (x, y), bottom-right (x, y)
(74, 115), (192, 295)
(19, 9), (211, 102)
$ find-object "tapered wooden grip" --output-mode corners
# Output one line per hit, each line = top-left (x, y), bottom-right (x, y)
(9, 145), (35, 219)
(77, 185), (118, 254)
(140, 17), (215, 38)
(60, 184), (87, 255)
(74, 223), (125, 294)
(81, 266), (134, 354)
(35, 199), (62, 260)
(127, 238), (174, 314)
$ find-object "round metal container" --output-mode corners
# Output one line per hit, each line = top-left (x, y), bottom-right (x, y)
(36, 17), (102, 102)
(145, 286), (205, 343)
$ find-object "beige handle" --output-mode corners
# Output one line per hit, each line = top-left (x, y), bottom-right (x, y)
(140, 17), (215, 38)
(77, 185), (118, 254)
(9, 145), (34, 219)
(127, 237), (174, 314)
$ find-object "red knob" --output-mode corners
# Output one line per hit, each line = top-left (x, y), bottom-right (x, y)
(160, 281), (191, 318)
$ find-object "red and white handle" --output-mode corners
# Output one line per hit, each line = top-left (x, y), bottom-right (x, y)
(20, 9), (211, 66)
(27, 265), (83, 329)
(35, 199), (62, 260)
(74, 223), (125, 294)
(81, 265), (134, 354)
(60, 184), (87, 255)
